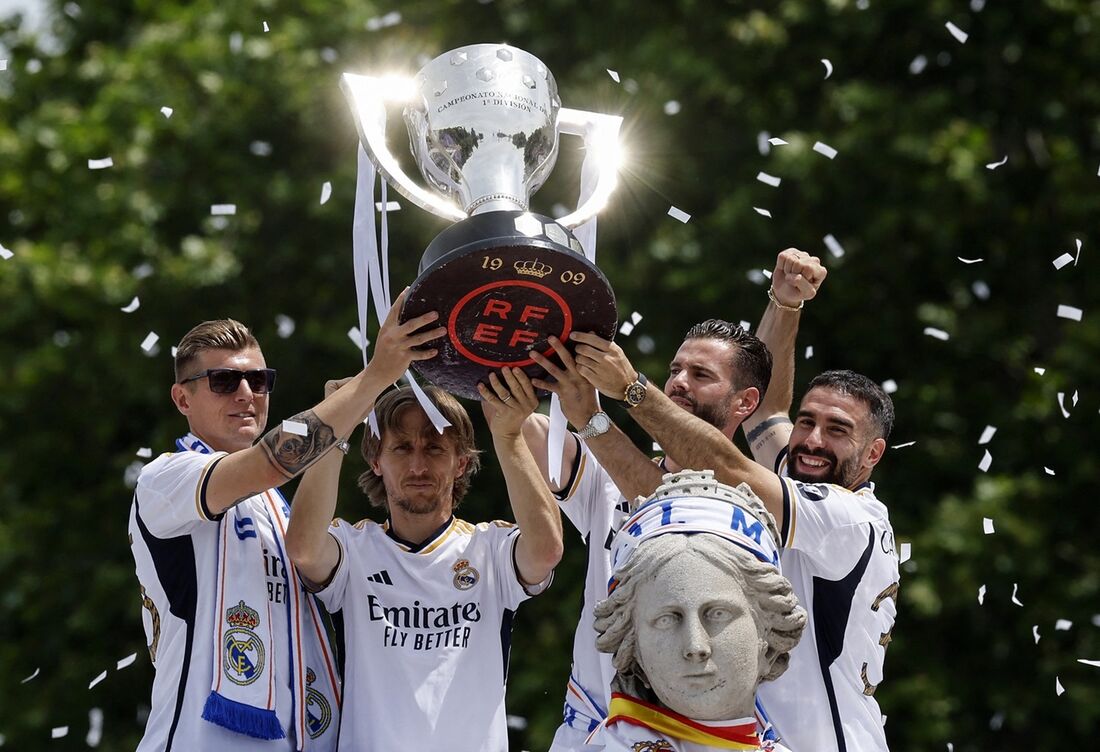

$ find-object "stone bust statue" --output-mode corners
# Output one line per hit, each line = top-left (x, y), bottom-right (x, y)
(590, 470), (807, 751)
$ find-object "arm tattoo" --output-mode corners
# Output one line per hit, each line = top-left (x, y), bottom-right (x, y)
(745, 415), (792, 445)
(260, 410), (337, 478)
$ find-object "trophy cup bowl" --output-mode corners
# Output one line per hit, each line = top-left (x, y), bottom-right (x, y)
(343, 44), (622, 400)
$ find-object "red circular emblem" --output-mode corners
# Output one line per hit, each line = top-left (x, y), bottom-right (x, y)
(447, 280), (573, 368)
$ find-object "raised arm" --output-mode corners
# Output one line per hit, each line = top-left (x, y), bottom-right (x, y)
(743, 249), (827, 467)
(479, 368), (564, 587)
(284, 379), (352, 588)
(206, 289), (444, 515)
(572, 332), (785, 528)
(531, 336), (664, 502)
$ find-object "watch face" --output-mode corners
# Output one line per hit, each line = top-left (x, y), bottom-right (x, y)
(625, 382), (647, 407)
(593, 412), (611, 431)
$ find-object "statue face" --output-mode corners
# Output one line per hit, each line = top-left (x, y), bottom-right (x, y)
(634, 551), (762, 720)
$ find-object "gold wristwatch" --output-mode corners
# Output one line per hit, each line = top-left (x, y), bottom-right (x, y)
(621, 372), (648, 409)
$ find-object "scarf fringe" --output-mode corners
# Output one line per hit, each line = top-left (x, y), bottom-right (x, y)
(202, 691), (286, 740)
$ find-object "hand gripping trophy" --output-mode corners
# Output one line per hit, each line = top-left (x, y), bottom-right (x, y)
(342, 44), (623, 399)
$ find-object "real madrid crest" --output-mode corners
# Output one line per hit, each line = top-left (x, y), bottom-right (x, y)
(304, 667), (333, 739)
(452, 558), (479, 590)
(631, 741), (674, 752)
(223, 600), (265, 686)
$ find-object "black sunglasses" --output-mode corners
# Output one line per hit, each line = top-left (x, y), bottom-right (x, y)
(178, 368), (277, 394)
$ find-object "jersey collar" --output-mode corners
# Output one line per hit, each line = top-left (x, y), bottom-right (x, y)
(383, 515), (456, 553)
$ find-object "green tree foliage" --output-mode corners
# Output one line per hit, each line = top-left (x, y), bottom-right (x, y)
(1, 0), (1098, 749)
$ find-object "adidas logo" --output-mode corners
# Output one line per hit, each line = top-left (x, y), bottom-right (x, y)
(367, 569), (393, 586)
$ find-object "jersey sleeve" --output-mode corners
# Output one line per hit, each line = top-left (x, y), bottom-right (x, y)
(313, 519), (352, 612)
(554, 439), (617, 537)
(489, 523), (549, 608)
(134, 451), (228, 538)
(781, 477), (881, 559)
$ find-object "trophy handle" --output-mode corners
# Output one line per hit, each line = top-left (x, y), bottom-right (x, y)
(555, 108), (624, 229)
(341, 72), (468, 223)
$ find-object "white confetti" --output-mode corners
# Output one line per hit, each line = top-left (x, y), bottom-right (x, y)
(120, 296), (140, 313)
(882, 379), (898, 394)
(0, 60), (6, 71)
(1074, 238), (1082, 265)
(667, 206), (691, 223)
(1057, 304), (1082, 321)
(957, 257), (983, 264)
(805, 345), (814, 359)
(985, 155), (1008, 170)
(768, 137), (789, 146)
(1056, 619), (1073, 631)
(210, 204), (237, 216)
(275, 314), (295, 338)
(160, 106), (173, 118)
(630, 312), (642, 325)
(823, 234), (845, 258)
(320, 181), (332, 205)
(0, 242), (12, 260)
(1057, 392), (1072, 418)
(898, 542), (911, 563)
(945, 21), (969, 44)
(1011, 583), (1024, 606)
(88, 157), (113, 170)
(947, 744), (954, 752)
(140, 332), (159, 352)
(813, 141), (838, 159)
(1052, 253), (1074, 269)
(756, 171), (782, 187)
(619, 322), (635, 336)
(136, 447), (152, 458)
(606, 69), (620, 83)
(282, 419), (308, 436)
(978, 425), (997, 445)
(978, 584), (986, 605)
(375, 200), (401, 212)
(909, 55), (928, 74)
(116, 652), (137, 670)
(262, 21), (270, 32)
(348, 326), (367, 349)
(753, 207), (772, 218)
(891, 441), (916, 449)
(88, 670), (107, 689)
(983, 517), (995, 534)
(1032, 625), (1040, 644)
(924, 327), (950, 341)
(821, 58), (833, 79)
(972, 280), (991, 299)
(1044, 466), (1056, 475)
(663, 100), (681, 116)
(1056, 677), (1065, 696)
(652, 442), (662, 452)
(86, 708), (103, 747)
(21, 667), (40, 683)
(761, 269), (773, 279)
(1034, 367), (1046, 375)
(365, 11), (402, 30)
(51, 727), (69, 739)
(979, 451), (992, 473)
(738, 320), (752, 332)
(1073, 390), (1079, 407)
(1079, 659), (1100, 668)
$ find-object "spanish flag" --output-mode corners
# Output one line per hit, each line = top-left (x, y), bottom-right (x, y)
(605, 693), (761, 750)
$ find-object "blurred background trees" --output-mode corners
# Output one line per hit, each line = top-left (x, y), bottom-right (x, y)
(1, 0), (1098, 749)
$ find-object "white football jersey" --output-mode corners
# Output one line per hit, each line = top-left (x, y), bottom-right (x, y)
(316, 515), (542, 752)
(549, 439), (632, 751)
(129, 450), (303, 751)
(756, 464), (900, 752)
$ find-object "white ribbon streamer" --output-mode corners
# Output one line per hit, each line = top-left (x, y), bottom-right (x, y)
(547, 144), (603, 484)
(352, 146), (451, 434)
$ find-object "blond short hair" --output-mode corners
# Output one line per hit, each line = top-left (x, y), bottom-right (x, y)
(174, 319), (259, 382)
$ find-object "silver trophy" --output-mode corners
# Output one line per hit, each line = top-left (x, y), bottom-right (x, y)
(342, 44), (623, 399)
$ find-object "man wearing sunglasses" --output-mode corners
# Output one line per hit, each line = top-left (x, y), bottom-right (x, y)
(128, 293), (443, 752)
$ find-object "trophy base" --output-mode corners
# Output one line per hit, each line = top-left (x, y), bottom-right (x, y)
(400, 211), (618, 400)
